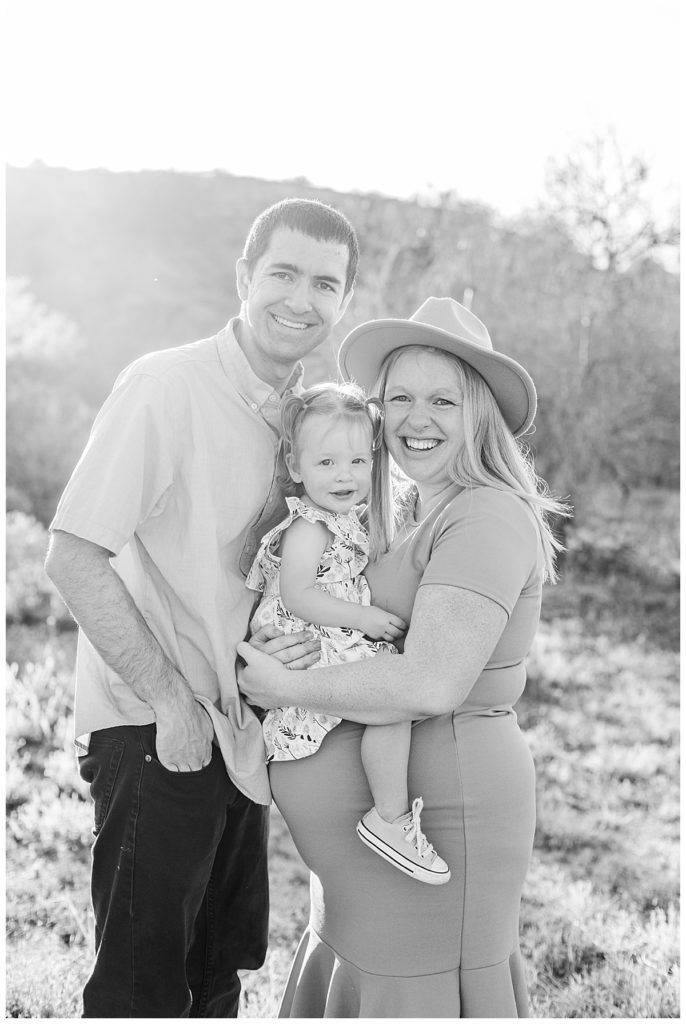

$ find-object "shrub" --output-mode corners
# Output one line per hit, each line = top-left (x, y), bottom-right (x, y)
(566, 527), (640, 578)
(6, 512), (71, 625)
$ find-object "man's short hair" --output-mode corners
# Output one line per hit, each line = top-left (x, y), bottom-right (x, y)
(243, 198), (359, 296)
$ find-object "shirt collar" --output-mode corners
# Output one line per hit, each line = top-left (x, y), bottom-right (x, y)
(217, 317), (305, 415)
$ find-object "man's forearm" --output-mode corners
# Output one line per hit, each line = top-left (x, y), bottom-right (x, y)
(45, 532), (192, 713)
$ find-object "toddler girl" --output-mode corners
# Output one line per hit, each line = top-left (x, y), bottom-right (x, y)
(246, 383), (449, 885)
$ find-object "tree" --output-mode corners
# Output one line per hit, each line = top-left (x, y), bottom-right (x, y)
(6, 279), (95, 524)
(544, 130), (679, 271)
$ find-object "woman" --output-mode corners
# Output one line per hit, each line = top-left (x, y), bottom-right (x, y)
(238, 297), (567, 1018)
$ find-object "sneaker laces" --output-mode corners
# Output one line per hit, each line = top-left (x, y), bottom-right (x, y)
(402, 797), (435, 862)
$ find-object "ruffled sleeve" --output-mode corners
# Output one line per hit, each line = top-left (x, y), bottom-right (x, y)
(286, 497), (367, 552)
(245, 497), (371, 593)
(244, 501), (299, 593)
(244, 556), (266, 594)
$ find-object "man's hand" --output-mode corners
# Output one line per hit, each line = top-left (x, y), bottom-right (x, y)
(153, 695), (214, 772)
(249, 624), (321, 670)
(236, 641), (293, 710)
(358, 606), (407, 642)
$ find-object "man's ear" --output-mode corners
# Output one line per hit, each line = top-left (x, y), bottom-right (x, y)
(335, 286), (354, 324)
(236, 257), (251, 301)
(285, 452), (302, 483)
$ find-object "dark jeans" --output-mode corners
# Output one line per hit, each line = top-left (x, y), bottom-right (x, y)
(78, 724), (269, 1018)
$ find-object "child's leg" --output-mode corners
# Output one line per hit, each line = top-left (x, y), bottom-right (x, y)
(357, 722), (451, 884)
(360, 721), (412, 823)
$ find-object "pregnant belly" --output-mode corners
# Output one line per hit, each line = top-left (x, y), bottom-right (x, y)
(269, 714), (535, 976)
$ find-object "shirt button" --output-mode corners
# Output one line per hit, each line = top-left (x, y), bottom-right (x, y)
(250, 402), (258, 411)
(269, 394), (277, 403)
(145, 755), (152, 763)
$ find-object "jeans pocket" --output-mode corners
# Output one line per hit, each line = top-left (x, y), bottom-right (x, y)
(138, 723), (218, 778)
(79, 735), (126, 836)
(151, 748), (218, 778)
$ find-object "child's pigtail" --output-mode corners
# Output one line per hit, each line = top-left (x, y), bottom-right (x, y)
(275, 394), (307, 493)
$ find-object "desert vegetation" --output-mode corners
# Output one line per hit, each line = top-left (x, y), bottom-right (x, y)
(5, 489), (679, 1018)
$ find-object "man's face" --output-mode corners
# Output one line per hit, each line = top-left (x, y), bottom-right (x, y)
(236, 227), (353, 388)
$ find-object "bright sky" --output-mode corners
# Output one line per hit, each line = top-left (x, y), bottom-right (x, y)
(4, 0), (681, 218)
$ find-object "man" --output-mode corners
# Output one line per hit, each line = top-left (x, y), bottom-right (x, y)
(44, 198), (358, 1017)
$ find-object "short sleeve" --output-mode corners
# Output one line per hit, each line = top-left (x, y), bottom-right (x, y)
(50, 370), (176, 555)
(285, 498), (369, 555)
(419, 489), (541, 616)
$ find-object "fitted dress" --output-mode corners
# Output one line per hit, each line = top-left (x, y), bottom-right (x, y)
(246, 496), (395, 762)
(270, 484), (542, 1018)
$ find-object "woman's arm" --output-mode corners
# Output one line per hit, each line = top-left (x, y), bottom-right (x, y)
(280, 517), (405, 638)
(238, 582), (507, 723)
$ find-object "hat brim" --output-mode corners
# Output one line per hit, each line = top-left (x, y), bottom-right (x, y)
(338, 318), (537, 437)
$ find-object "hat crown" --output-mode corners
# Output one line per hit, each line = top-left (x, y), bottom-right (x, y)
(411, 297), (493, 353)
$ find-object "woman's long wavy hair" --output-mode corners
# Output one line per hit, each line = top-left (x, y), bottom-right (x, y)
(276, 382), (388, 558)
(370, 345), (570, 580)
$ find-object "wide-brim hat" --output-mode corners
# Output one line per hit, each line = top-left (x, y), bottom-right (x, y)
(338, 296), (537, 437)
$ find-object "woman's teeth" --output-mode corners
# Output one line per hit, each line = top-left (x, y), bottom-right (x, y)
(403, 437), (440, 451)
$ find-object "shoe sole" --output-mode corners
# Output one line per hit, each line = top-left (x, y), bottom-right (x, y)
(356, 820), (451, 885)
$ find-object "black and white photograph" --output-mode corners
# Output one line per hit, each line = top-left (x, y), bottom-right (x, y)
(5, 0), (680, 1018)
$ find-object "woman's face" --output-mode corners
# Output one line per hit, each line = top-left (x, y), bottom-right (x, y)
(383, 348), (465, 499)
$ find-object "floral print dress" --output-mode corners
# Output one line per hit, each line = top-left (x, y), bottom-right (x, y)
(246, 496), (396, 762)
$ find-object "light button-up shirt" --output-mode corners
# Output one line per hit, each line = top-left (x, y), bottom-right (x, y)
(50, 318), (303, 803)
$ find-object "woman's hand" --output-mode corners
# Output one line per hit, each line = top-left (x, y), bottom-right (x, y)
(237, 641), (294, 710)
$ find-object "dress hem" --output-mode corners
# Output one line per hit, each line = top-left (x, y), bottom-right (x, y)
(278, 925), (530, 1018)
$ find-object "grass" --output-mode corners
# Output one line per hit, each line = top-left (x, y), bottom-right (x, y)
(5, 486), (681, 1017)
(5, 615), (679, 1018)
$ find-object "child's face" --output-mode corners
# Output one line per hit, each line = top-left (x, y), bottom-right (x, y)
(287, 414), (373, 515)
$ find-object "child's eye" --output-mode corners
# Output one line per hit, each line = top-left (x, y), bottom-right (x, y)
(352, 458), (368, 464)
(319, 458), (333, 466)
(386, 394), (409, 403)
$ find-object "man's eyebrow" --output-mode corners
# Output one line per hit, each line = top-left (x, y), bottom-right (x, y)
(269, 261), (344, 287)
(269, 261), (300, 274)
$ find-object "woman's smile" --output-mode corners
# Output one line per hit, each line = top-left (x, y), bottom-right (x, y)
(401, 436), (442, 452)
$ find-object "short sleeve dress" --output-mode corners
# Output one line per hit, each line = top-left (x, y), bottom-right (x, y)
(269, 484), (543, 1018)
(246, 496), (396, 762)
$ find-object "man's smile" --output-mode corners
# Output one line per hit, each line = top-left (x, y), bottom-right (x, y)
(271, 313), (312, 331)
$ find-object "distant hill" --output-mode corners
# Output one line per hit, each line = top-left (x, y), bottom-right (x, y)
(5, 163), (421, 398)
